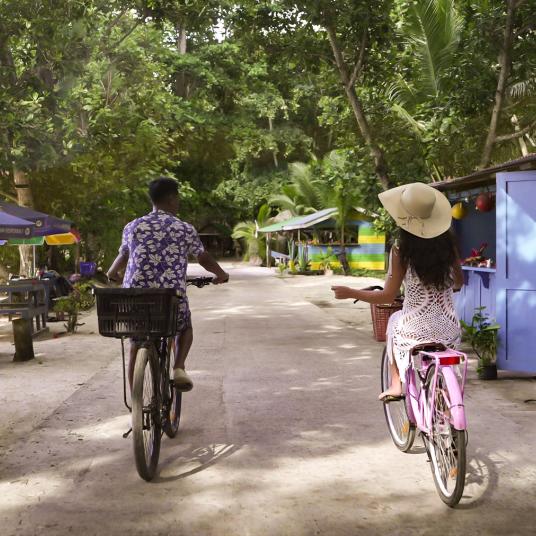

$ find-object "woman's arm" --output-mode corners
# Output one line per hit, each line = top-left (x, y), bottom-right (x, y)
(331, 247), (406, 304)
(452, 260), (464, 291)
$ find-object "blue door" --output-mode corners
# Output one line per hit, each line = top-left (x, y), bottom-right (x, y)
(496, 171), (536, 372)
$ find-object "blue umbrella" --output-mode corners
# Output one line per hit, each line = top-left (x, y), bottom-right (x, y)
(0, 201), (71, 236)
(0, 212), (35, 240)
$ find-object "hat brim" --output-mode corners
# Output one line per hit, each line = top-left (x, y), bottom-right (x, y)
(378, 184), (452, 239)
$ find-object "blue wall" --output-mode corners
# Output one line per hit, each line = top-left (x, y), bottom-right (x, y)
(453, 205), (496, 261)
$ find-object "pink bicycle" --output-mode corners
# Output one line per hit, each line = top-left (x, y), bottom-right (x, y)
(381, 343), (468, 507)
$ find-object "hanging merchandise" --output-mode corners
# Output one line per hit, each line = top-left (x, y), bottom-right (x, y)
(452, 202), (468, 220)
(475, 192), (495, 212)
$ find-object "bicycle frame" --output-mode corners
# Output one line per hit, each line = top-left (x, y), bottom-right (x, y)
(405, 349), (468, 434)
(119, 335), (171, 413)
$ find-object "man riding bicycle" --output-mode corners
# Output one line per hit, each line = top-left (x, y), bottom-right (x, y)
(107, 177), (229, 391)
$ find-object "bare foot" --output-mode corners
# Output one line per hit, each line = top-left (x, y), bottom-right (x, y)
(379, 383), (403, 400)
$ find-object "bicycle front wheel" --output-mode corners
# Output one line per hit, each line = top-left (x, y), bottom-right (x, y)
(132, 345), (162, 481)
(424, 365), (466, 507)
(163, 337), (182, 439)
(381, 348), (415, 452)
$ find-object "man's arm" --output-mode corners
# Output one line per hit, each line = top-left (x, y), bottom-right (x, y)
(107, 252), (128, 282)
(197, 251), (229, 284)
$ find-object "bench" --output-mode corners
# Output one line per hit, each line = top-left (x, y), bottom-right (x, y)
(0, 280), (50, 361)
(270, 251), (291, 264)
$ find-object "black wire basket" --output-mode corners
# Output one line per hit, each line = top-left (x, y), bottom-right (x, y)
(94, 288), (180, 338)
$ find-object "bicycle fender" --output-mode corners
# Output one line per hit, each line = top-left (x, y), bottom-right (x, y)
(441, 366), (467, 431)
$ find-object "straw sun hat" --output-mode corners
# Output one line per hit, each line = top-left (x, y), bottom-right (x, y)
(378, 182), (452, 239)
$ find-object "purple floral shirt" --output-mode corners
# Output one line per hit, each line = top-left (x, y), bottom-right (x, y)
(120, 210), (204, 294)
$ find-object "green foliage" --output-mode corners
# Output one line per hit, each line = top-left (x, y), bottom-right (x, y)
(317, 246), (336, 271)
(231, 203), (271, 263)
(460, 306), (500, 369)
(53, 281), (95, 333)
(0, 0), (534, 273)
(297, 246), (310, 273)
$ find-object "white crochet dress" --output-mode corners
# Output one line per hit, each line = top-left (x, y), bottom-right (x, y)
(386, 259), (461, 380)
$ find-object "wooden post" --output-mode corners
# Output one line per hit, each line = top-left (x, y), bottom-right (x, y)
(12, 318), (34, 362)
(266, 232), (272, 268)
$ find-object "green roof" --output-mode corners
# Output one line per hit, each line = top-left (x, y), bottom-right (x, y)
(257, 207), (373, 233)
(257, 215), (308, 233)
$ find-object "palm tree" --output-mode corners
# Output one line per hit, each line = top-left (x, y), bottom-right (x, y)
(268, 162), (322, 216)
(405, 0), (462, 100)
(232, 204), (271, 263)
(386, 0), (463, 179)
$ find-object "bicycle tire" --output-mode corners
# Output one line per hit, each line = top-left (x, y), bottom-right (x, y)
(381, 348), (415, 452)
(163, 337), (182, 438)
(132, 345), (162, 481)
(424, 364), (466, 507)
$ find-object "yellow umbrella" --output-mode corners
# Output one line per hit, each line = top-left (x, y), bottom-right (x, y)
(45, 232), (79, 245)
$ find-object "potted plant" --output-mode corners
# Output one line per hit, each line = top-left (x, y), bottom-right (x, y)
(318, 247), (336, 276)
(297, 246), (311, 274)
(287, 239), (298, 273)
(53, 282), (95, 333)
(460, 307), (500, 380)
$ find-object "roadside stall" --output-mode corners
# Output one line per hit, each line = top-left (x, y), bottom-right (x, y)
(258, 207), (386, 271)
(433, 154), (536, 373)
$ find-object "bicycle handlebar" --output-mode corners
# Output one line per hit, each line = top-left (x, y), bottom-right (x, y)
(186, 276), (213, 288)
(353, 285), (384, 304)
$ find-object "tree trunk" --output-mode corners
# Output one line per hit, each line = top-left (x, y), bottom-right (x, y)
(13, 168), (34, 277)
(268, 117), (279, 167)
(175, 21), (188, 98)
(1, 39), (36, 276)
(325, 24), (391, 191)
(480, 0), (517, 168)
(13, 317), (35, 362)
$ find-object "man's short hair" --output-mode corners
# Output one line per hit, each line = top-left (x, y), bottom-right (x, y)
(148, 177), (179, 203)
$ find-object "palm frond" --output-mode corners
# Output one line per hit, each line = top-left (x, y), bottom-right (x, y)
(407, 0), (462, 98)
(509, 78), (536, 99)
(267, 194), (299, 215)
(391, 103), (427, 138)
(256, 203), (271, 227)
(231, 221), (255, 240)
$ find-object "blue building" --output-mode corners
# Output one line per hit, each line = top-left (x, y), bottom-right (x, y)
(434, 154), (536, 373)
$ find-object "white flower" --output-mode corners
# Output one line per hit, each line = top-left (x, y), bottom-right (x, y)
(149, 253), (162, 265)
(166, 244), (180, 255)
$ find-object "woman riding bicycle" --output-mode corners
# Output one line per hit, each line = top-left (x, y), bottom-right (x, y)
(332, 182), (463, 400)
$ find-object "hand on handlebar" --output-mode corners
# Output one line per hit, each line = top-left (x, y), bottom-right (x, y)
(212, 272), (229, 285)
(331, 286), (355, 300)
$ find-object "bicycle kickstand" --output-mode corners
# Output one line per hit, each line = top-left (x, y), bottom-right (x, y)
(123, 428), (132, 439)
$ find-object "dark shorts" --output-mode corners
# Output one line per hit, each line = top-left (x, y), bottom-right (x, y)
(177, 296), (192, 333)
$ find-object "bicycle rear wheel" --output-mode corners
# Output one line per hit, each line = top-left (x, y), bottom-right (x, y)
(424, 365), (466, 507)
(132, 345), (162, 481)
(381, 348), (415, 452)
(163, 337), (182, 438)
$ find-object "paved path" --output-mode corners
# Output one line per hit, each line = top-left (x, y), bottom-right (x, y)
(1, 264), (535, 535)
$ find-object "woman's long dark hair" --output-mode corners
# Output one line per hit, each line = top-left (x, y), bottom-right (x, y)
(397, 228), (459, 290)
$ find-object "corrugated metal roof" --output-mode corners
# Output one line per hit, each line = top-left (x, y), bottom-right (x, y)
(433, 153), (536, 191)
(282, 208), (338, 230)
(258, 207), (372, 233)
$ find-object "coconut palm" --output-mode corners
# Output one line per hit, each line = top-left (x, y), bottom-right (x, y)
(386, 0), (463, 179)
(232, 203), (272, 263)
(268, 162), (322, 216)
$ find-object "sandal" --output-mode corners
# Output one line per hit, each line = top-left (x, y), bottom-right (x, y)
(173, 368), (194, 392)
(379, 394), (405, 403)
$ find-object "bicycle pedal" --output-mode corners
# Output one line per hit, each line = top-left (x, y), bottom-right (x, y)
(122, 427), (132, 439)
